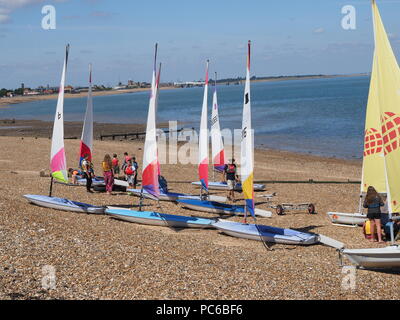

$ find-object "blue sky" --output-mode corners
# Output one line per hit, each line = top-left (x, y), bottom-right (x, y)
(1, 0), (400, 89)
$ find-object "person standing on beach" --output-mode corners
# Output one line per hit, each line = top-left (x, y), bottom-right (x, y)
(224, 159), (239, 201)
(121, 152), (130, 176)
(363, 186), (385, 243)
(132, 156), (139, 188)
(102, 154), (114, 195)
(112, 154), (120, 177)
(124, 159), (136, 187)
(81, 154), (93, 193)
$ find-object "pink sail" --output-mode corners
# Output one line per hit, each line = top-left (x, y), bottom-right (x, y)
(142, 44), (160, 197)
(198, 60), (209, 190)
(50, 45), (69, 183)
(79, 64), (94, 167)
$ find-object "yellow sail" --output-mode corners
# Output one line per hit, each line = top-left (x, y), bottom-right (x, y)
(361, 52), (386, 194)
(372, 0), (400, 212)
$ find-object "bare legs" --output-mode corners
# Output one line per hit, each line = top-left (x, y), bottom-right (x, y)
(375, 218), (383, 242)
(369, 218), (383, 242)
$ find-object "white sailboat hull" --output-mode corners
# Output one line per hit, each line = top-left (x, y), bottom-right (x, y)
(343, 245), (400, 268)
(191, 181), (266, 191)
(128, 188), (227, 202)
(327, 212), (367, 226)
(105, 207), (214, 229)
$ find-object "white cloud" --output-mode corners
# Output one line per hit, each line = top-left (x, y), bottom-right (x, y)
(313, 27), (325, 34)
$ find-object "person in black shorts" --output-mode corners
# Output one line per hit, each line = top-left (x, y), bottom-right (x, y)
(363, 186), (384, 243)
(223, 159), (239, 202)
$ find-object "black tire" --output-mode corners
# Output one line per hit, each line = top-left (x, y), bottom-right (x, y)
(276, 205), (285, 215)
(308, 203), (316, 214)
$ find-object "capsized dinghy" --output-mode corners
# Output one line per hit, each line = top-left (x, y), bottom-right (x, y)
(105, 207), (214, 228)
(24, 194), (105, 214)
(176, 199), (272, 217)
(128, 188), (227, 202)
(212, 219), (318, 245)
(191, 181), (266, 191)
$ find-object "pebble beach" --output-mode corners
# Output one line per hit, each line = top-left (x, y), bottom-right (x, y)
(0, 122), (399, 300)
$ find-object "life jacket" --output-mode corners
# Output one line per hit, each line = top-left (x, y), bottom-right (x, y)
(226, 164), (236, 174)
(125, 165), (134, 175)
(363, 220), (376, 239)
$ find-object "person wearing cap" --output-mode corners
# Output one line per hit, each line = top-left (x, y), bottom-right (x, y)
(224, 158), (239, 201)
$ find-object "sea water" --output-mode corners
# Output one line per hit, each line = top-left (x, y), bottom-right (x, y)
(0, 76), (369, 159)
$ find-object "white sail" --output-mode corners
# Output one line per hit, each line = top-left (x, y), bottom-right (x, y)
(198, 60), (209, 191)
(79, 63), (94, 167)
(142, 43), (160, 197)
(50, 44), (69, 183)
(211, 74), (226, 173)
(241, 41), (255, 218)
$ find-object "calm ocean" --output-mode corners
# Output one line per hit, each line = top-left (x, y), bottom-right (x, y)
(0, 76), (369, 159)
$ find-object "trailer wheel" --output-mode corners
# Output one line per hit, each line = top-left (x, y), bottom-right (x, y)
(276, 205), (285, 215)
(308, 203), (316, 214)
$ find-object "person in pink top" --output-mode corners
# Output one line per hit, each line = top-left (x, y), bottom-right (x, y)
(112, 154), (120, 176)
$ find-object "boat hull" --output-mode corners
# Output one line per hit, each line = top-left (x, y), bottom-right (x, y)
(343, 246), (400, 268)
(212, 219), (318, 245)
(105, 207), (214, 229)
(23, 194), (105, 214)
(77, 176), (105, 186)
(327, 212), (367, 226)
(177, 199), (272, 217)
(128, 188), (227, 202)
(191, 181), (266, 191)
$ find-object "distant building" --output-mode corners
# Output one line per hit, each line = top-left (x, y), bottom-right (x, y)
(64, 85), (73, 93)
(173, 81), (205, 88)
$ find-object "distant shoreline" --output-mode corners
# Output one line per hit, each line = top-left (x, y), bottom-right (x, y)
(0, 73), (368, 108)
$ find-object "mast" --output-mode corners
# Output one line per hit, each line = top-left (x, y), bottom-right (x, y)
(49, 44), (69, 195)
(241, 40), (255, 223)
(198, 60), (209, 195)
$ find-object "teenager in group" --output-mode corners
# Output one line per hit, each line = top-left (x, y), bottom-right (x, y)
(124, 159), (136, 187)
(81, 154), (93, 193)
(102, 154), (114, 195)
(223, 159), (239, 202)
(121, 152), (130, 175)
(132, 156), (139, 188)
(112, 154), (120, 177)
(363, 186), (385, 243)
(68, 168), (79, 185)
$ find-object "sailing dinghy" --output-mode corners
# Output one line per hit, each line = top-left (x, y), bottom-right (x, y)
(212, 219), (318, 245)
(209, 41), (322, 245)
(104, 44), (215, 229)
(342, 0), (400, 268)
(178, 59), (271, 216)
(23, 45), (104, 214)
(177, 199), (272, 217)
(192, 75), (266, 191)
(105, 207), (214, 229)
(327, 18), (387, 226)
(24, 195), (104, 214)
(191, 180), (266, 191)
(127, 188), (227, 202)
